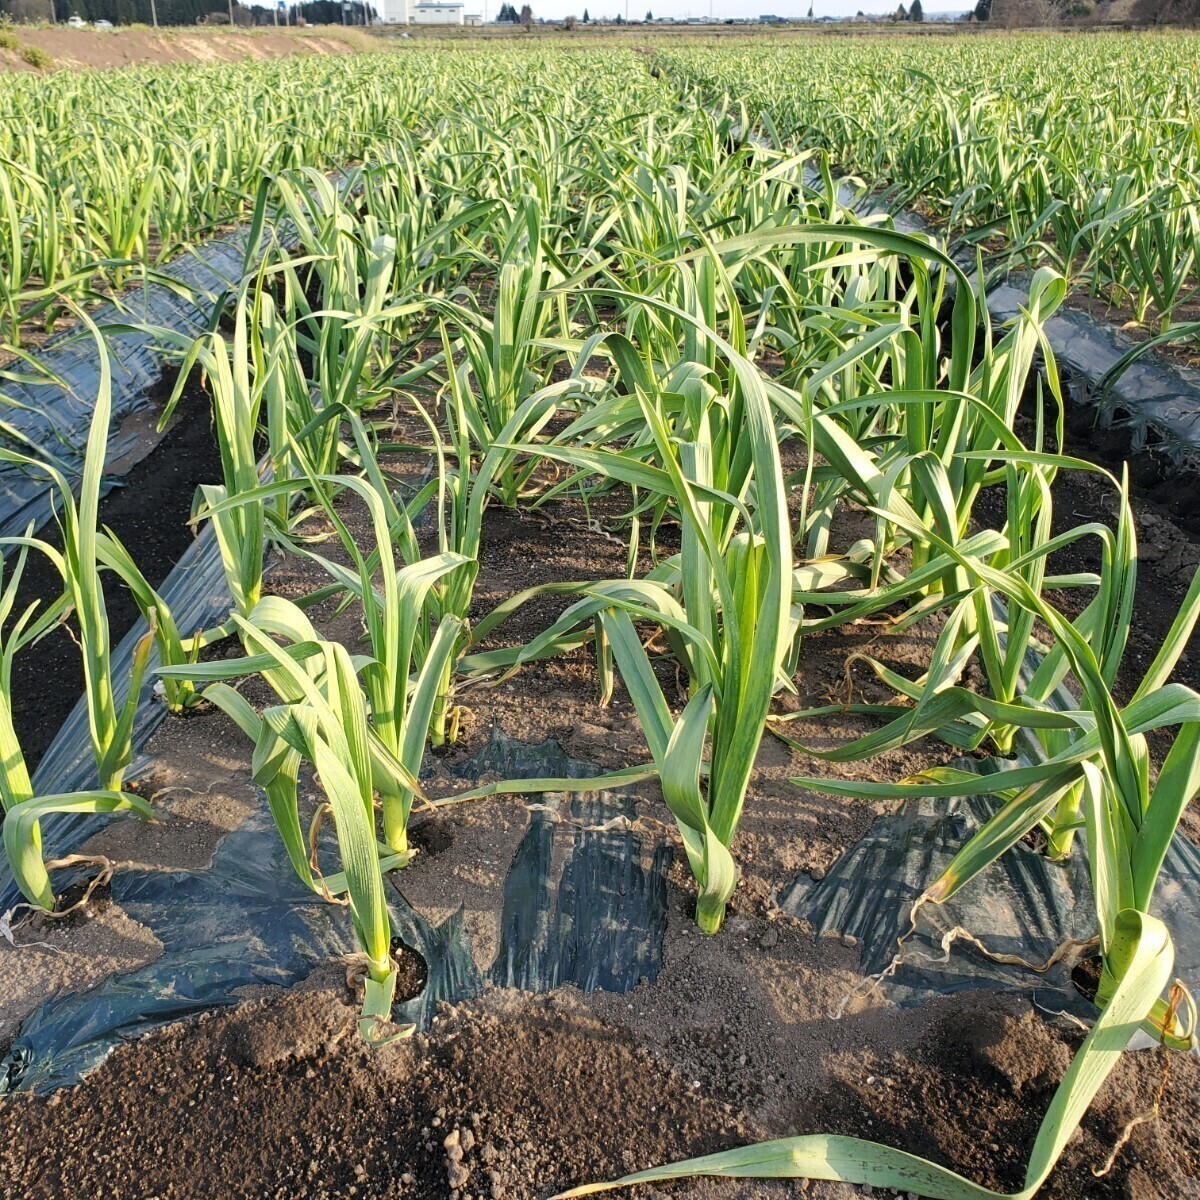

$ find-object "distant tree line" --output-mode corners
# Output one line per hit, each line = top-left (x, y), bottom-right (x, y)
(495, 2), (532, 22)
(51, 0), (224, 22)
(291, 0), (372, 23)
(974, 0), (1199, 20)
(1129, 0), (1199, 18)
(4, 0), (218, 22)
(2, 0), (372, 23)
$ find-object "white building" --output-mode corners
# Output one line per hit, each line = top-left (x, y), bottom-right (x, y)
(374, 0), (481, 25)
(376, 0), (411, 22)
(412, 1), (468, 20)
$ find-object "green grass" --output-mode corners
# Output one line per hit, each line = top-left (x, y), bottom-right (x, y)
(19, 45), (52, 70)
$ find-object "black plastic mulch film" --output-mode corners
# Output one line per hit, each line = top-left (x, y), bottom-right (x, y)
(1, 166), (1199, 1092)
(0, 205), (315, 911)
(780, 756), (1200, 1020)
(0, 728), (671, 1095)
(1, 241), (243, 543)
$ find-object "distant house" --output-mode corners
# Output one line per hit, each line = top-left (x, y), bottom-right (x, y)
(376, 0), (482, 23)
(412, 0), (472, 20)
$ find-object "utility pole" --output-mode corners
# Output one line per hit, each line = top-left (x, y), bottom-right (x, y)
(228, 0), (235, 24)
(149, 0), (157, 23)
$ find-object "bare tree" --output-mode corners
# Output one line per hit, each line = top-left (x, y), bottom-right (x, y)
(519, 2), (532, 26)
(993, 0), (1059, 23)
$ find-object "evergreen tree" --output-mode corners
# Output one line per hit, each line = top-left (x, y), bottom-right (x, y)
(581, 5), (587, 17)
(292, 0), (371, 21)
(909, 0), (923, 18)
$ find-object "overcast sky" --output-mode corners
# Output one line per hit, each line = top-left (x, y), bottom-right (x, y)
(488, 1), (965, 22)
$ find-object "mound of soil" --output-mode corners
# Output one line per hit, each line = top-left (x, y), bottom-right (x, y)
(793, 993), (1200, 1200)
(0, 973), (745, 1200)
(0, 28), (359, 76)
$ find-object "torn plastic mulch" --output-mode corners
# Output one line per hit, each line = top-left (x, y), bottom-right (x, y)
(0, 804), (353, 1096)
(0, 727), (670, 1094)
(0, 174), (348, 542)
(453, 727), (669, 997)
(1, 246), (237, 541)
(393, 728), (670, 1028)
(781, 615), (1200, 1017)
(779, 754), (1200, 1020)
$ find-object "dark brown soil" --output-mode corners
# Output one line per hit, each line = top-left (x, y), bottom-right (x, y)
(790, 992), (1200, 1200)
(2, 967), (1196, 1200)
(0, 972), (745, 1200)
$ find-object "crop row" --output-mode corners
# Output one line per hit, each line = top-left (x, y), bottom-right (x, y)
(660, 33), (1200, 333)
(0, 47), (671, 344)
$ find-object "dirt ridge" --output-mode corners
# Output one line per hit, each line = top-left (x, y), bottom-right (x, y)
(0, 27), (362, 74)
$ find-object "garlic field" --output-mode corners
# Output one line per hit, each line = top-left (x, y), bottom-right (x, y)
(0, 35), (1197, 1200)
